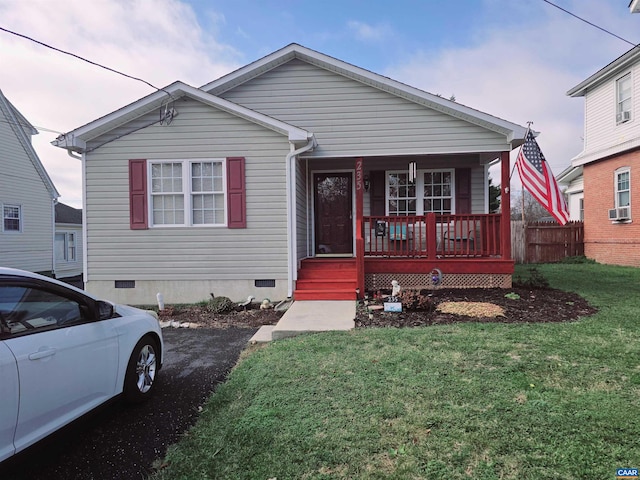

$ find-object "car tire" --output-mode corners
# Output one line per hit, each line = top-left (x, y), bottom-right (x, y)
(124, 335), (159, 404)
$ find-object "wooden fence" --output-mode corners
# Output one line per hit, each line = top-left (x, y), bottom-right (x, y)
(511, 221), (584, 264)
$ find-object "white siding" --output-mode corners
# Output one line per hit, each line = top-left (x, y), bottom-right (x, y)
(221, 59), (511, 157)
(583, 62), (640, 156)
(0, 107), (54, 273)
(54, 224), (83, 278)
(83, 99), (291, 286)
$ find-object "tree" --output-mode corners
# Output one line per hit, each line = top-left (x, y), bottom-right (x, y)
(488, 177), (500, 213)
(510, 190), (553, 222)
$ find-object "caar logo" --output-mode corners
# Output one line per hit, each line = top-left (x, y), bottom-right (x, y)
(617, 469), (639, 478)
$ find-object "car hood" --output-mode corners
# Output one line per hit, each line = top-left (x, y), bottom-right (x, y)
(113, 303), (159, 320)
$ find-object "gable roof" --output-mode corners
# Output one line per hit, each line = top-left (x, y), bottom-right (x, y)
(202, 43), (528, 147)
(567, 45), (640, 97)
(52, 82), (314, 154)
(55, 202), (82, 224)
(0, 89), (59, 200)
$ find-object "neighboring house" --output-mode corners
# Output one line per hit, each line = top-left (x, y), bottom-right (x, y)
(0, 89), (60, 275)
(54, 202), (83, 281)
(567, 45), (640, 267)
(557, 165), (584, 221)
(631, 0), (640, 14)
(53, 44), (528, 304)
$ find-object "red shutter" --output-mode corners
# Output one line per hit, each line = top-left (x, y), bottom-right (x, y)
(455, 168), (471, 214)
(129, 159), (148, 229)
(227, 157), (246, 228)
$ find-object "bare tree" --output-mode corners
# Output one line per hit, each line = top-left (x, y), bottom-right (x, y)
(510, 190), (554, 222)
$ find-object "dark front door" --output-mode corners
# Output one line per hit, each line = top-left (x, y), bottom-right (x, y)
(314, 172), (353, 255)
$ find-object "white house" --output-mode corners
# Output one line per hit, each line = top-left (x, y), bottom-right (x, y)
(53, 44), (528, 304)
(0, 89), (59, 275)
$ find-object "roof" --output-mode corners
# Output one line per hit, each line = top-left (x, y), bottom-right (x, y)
(52, 82), (314, 153)
(201, 43), (528, 147)
(556, 165), (583, 185)
(631, 0), (640, 13)
(55, 202), (82, 224)
(567, 45), (640, 97)
(0, 89), (59, 200)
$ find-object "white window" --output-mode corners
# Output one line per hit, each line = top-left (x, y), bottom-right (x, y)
(55, 232), (76, 262)
(615, 168), (630, 209)
(149, 160), (226, 227)
(3, 205), (21, 232)
(616, 74), (632, 123)
(386, 169), (455, 215)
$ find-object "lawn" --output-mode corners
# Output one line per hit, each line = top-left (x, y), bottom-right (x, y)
(153, 263), (640, 480)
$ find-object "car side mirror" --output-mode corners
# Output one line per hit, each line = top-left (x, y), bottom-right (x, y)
(97, 301), (115, 320)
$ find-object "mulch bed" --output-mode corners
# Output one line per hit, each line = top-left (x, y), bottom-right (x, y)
(158, 287), (597, 330)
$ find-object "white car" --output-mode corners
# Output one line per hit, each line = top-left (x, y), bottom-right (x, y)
(0, 267), (163, 463)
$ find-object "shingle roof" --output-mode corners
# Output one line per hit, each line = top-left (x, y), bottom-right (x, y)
(55, 203), (82, 224)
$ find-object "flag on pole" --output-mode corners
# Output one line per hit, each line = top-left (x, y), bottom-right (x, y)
(516, 130), (569, 225)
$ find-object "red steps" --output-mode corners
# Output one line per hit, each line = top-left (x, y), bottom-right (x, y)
(294, 259), (358, 301)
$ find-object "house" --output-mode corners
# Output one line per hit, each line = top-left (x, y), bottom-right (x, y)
(54, 202), (83, 282)
(557, 165), (584, 221)
(53, 44), (528, 304)
(0, 89), (60, 275)
(567, 45), (640, 267)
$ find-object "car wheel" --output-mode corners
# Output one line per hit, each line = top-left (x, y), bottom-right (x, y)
(124, 335), (159, 403)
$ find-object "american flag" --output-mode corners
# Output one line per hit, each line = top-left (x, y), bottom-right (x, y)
(516, 130), (569, 225)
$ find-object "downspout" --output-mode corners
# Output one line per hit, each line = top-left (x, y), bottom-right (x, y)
(285, 136), (317, 298)
(52, 198), (58, 277)
(66, 148), (87, 286)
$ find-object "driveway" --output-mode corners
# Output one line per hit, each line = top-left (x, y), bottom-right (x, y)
(0, 327), (257, 480)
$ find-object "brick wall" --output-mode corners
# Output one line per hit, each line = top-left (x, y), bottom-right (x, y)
(583, 148), (640, 266)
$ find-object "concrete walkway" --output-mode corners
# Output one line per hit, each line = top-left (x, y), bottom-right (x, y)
(250, 300), (356, 343)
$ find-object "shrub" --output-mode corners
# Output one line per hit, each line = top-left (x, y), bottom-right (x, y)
(513, 267), (549, 289)
(206, 296), (235, 314)
(398, 289), (435, 312)
(560, 255), (596, 264)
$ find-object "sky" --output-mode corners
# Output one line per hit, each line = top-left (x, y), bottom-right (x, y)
(1, 0), (638, 208)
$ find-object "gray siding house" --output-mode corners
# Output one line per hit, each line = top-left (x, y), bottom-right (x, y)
(54, 203), (83, 281)
(1, 89), (59, 275)
(54, 44), (527, 304)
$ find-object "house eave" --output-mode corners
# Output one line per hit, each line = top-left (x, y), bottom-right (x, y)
(567, 45), (640, 97)
(571, 137), (640, 166)
(52, 81), (312, 153)
(201, 43), (528, 149)
(630, 0), (640, 13)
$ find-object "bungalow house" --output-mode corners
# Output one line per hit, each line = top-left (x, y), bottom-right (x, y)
(53, 44), (528, 304)
(566, 45), (640, 267)
(54, 202), (83, 282)
(557, 165), (584, 221)
(1, 89), (60, 276)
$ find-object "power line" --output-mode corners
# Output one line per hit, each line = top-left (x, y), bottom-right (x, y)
(540, 0), (638, 47)
(0, 26), (175, 98)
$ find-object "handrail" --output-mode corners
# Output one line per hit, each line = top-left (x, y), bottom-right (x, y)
(363, 213), (502, 258)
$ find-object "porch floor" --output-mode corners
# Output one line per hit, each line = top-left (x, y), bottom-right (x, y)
(250, 300), (355, 342)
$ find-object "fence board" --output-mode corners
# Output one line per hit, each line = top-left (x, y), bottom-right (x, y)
(511, 221), (584, 264)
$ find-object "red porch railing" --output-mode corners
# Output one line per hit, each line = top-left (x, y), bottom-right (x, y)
(363, 213), (502, 258)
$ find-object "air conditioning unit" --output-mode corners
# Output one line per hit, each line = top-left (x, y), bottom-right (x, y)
(609, 207), (630, 220)
(616, 111), (631, 124)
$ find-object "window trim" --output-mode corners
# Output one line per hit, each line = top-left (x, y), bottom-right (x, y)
(147, 159), (227, 228)
(2, 204), (22, 233)
(616, 73), (632, 124)
(385, 168), (456, 216)
(613, 167), (631, 222)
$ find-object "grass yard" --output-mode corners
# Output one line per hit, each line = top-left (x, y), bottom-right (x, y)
(153, 264), (640, 480)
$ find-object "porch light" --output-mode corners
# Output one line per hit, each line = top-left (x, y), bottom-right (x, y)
(363, 175), (370, 192)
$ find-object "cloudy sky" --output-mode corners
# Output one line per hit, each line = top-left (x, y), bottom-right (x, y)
(1, 0), (638, 208)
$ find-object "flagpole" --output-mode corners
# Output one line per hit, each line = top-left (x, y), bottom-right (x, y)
(519, 122), (534, 226)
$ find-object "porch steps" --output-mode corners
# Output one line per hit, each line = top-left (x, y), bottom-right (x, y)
(294, 258), (358, 301)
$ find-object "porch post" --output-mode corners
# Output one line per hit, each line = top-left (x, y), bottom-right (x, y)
(500, 151), (512, 259)
(355, 158), (365, 298)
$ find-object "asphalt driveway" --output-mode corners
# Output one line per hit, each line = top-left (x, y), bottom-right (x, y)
(0, 327), (257, 480)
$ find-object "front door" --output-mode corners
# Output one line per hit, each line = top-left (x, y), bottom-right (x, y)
(314, 172), (353, 255)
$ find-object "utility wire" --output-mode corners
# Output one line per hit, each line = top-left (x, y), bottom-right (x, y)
(0, 26), (175, 98)
(540, 0), (638, 47)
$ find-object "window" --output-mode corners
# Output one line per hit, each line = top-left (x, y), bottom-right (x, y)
(615, 168), (630, 209)
(386, 169), (455, 215)
(0, 285), (84, 337)
(3, 205), (21, 232)
(387, 172), (416, 215)
(149, 160), (226, 227)
(423, 171), (453, 214)
(55, 232), (76, 262)
(616, 74), (632, 123)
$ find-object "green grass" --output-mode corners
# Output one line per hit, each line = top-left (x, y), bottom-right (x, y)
(153, 264), (640, 480)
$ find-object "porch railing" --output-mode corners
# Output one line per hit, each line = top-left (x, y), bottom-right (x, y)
(363, 213), (502, 258)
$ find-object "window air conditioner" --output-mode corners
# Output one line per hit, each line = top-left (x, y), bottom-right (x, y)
(609, 207), (630, 220)
(616, 111), (631, 124)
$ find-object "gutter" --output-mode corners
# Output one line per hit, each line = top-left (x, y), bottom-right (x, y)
(285, 135), (317, 298)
